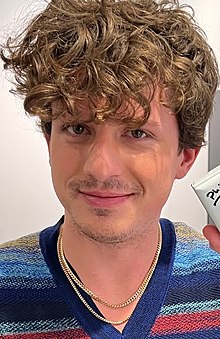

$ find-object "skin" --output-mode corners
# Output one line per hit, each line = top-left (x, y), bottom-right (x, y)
(45, 91), (199, 330)
(203, 225), (220, 252)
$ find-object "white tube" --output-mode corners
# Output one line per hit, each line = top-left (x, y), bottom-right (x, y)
(192, 165), (220, 231)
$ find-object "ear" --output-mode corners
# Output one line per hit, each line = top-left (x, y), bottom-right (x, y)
(175, 147), (200, 179)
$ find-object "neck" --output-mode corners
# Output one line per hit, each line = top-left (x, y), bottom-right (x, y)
(61, 217), (160, 298)
(59, 216), (161, 332)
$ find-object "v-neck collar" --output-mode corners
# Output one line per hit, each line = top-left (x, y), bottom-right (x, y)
(40, 217), (176, 339)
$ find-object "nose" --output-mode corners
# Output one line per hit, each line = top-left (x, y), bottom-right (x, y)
(83, 132), (124, 182)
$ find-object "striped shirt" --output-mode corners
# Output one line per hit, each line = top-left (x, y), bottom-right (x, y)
(0, 217), (220, 338)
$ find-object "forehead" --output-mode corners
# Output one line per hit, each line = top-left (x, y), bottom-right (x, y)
(51, 87), (174, 126)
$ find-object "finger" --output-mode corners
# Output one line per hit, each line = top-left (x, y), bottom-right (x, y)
(203, 224), (220, 253)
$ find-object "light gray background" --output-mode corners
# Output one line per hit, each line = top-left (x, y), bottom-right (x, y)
(0, 0), (220, 243)
(209, 91), (220, 171)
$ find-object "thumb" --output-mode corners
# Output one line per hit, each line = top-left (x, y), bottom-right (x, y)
(203, 224), (220, 253)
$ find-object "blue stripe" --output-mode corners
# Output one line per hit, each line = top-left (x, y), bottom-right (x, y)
(0, 281), (61, 302)
(160, 299), (220, 316)
(0, 317), (81, 335)
(0, 261), (52, 279)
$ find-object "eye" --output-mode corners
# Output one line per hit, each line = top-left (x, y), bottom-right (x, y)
(128, 129), (148, 139)
(65, 123), (87, 135)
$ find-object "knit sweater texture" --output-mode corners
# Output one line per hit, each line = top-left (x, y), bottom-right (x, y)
(0, 217), (220, 338)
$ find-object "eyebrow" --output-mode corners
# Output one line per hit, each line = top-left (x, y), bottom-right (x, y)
(55, 111), (162, 130)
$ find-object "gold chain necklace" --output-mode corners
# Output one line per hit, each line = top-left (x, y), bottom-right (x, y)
(57, 226), (162, 309)
(57, 224), (162, 325)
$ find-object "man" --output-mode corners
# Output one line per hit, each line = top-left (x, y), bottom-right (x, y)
(0, 0), (220, 337)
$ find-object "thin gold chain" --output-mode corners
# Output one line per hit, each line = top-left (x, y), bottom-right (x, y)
(58, 226), (162, 308)
(57, 224), (162, 325)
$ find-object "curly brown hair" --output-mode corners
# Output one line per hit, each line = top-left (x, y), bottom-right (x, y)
(1, 0), (219, 149)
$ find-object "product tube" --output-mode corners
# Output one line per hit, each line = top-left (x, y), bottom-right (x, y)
(192, 165), (220, 231)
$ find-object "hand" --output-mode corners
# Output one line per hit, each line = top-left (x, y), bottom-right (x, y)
(203, 225), (220, 253)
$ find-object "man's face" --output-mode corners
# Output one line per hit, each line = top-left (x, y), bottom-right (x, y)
(47, 92), (198, 245)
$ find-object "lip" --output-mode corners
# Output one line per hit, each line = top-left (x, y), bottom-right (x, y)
(79, 191), (133, 208)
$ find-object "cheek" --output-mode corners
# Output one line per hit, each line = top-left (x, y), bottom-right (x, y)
(50, 145), (81, 184)
(130, 152), (163, 182)
(131, 151), (179, 194)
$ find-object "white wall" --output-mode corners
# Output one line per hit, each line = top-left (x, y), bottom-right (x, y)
(0, 0), (219, 243)
(0, 1), (63, 243)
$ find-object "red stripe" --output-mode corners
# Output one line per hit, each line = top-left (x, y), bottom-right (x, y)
(1, 328), (90, 339)
(152, 309), (220, 335)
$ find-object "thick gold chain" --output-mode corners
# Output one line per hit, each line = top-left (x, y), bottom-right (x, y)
(57, 224), (162, 325)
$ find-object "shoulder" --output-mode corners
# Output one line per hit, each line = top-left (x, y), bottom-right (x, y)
(0, 231), (53, 282)
(0, 231), (41, 261)
(172, 221), (220, 272)
(173, 221), (207, 246)
(0, 231), (40, 250)
(173, 221), (211, 249)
